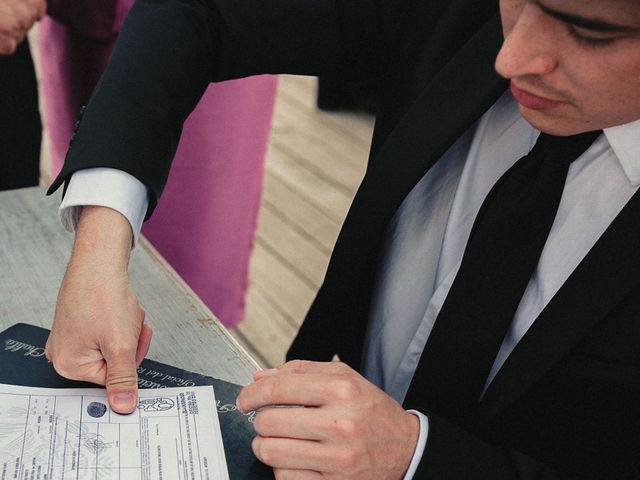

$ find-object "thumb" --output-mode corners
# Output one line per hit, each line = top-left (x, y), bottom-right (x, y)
(105, 348), (139, 414)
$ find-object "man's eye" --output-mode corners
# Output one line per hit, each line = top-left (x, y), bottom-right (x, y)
(566, 25), (618, 47)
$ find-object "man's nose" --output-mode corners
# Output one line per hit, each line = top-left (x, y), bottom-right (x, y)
(495, 5), (558, 79)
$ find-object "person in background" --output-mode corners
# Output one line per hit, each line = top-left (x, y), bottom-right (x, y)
(0, 0), (46, 190)
(39, 0), (277, 326)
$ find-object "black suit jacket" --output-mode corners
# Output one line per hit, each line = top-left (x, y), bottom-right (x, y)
(49, 0), (640, 477)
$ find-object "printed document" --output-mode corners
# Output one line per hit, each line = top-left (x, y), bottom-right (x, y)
(0, 383), (229, 480)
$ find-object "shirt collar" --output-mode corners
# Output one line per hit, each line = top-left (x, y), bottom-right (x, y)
(604, 119), (640, 187)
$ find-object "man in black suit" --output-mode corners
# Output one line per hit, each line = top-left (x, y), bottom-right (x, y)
(45, 0), (640, 478)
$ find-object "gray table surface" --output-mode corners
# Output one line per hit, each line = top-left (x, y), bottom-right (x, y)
(0, 186), (259, 386)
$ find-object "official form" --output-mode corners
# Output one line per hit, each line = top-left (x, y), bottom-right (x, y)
(0, 384), (229, 480)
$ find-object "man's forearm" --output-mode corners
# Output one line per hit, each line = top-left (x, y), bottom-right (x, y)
(72, 205), (133, 271)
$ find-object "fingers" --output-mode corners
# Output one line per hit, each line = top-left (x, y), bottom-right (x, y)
(44, 334), (109, 385)
(254, 407), (324, 441)
(254, 435), (373, 475)
(276, 359), (355, 376)
(0, 0), (45, 55)
(252, 368), (278, 381)
(136, 323), (153, 366)
(0, 36), (19, 55)
(240, 361), (361, 412)
(135, 308), (152, 366)
(239, 372), (361, 412)
(252, 437), (328, 472)
(34, 0), (47, 20)
(54, 357), (107, 385)
(253, 403), (376, 444)
(104, 345), (139, 414)
(273, 469), (322, 480)
(252, 361), (349, 381)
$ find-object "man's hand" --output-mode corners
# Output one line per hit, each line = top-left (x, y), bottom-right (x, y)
(0, 0), (46, 55)
(45, 206), (152, 414)
(236, 361), (420, 480)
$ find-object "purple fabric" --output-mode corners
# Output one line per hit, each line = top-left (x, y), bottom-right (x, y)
(39, 8), (277, 327)
(141, 80), (275, 326)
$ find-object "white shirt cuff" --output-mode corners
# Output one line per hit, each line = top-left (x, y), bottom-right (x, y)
(59, 168), (149, 247)
(403, 410), (429, 480)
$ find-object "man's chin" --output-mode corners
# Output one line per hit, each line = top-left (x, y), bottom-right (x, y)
(519, 106), (588, 136)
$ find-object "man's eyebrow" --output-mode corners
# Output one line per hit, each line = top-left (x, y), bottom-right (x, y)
(535, 1), (640, 33)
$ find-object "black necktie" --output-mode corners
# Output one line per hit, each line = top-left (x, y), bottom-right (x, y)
(402, 130), (601, 424)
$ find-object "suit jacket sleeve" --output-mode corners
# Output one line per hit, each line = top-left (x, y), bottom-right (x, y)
(415, 413), (580, 479)
(46, 0), (397, 216)
(46, 0), (119, 40)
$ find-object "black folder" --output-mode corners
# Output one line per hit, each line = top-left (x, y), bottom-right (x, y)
(0, 323), (273, 479)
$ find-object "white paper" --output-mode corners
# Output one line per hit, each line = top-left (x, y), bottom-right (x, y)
(0, 384), (229, 480)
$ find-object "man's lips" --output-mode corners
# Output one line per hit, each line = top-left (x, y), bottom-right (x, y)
(511, 82), (565, 110)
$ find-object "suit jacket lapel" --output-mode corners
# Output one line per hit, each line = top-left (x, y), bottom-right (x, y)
(293, 13), (507, 366)
(367, 13), (507, 201)
(477, 189), (640, 423)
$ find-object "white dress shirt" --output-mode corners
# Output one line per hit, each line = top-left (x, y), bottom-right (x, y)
(60, 168), (149, 246)
(362, 92), (640, 404)
(58, 91), (640, 478)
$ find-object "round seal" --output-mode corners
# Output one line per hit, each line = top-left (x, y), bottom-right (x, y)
(87, 401), (108, 418)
